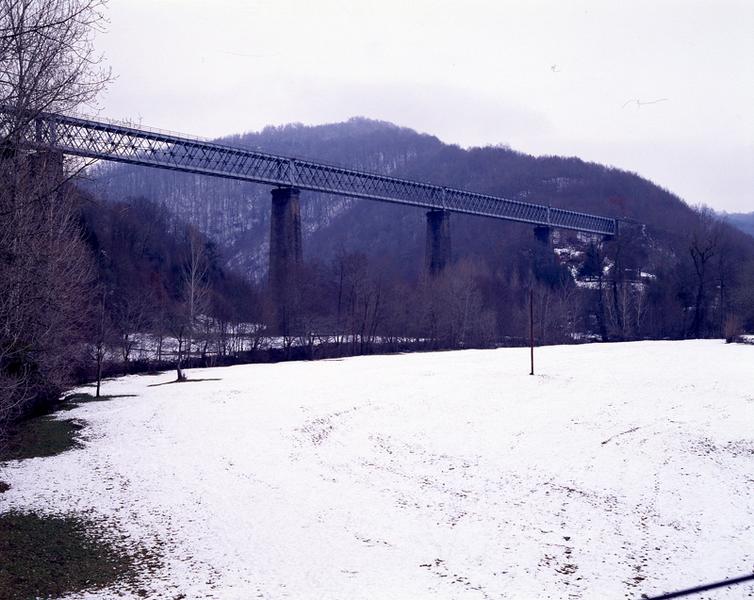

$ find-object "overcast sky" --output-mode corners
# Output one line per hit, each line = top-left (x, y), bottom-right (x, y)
(95, 0), (753, 212)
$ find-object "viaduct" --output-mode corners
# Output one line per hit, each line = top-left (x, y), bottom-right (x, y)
(2, 109), (618, 330)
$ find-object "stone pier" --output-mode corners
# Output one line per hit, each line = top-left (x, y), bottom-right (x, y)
(26, 150), (65, 200)
(268, 187), (303, 332)
(425, 209), (451, 275)
(533, 225), (551, 245)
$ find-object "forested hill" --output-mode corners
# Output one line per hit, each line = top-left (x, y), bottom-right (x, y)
(88, 118), (443, 279)
(85, 117), (754, 346)
(724, 212), (754, 239)
(89, 117), (745, 279)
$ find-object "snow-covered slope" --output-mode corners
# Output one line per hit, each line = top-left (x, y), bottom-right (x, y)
(2, 341), (753, 599)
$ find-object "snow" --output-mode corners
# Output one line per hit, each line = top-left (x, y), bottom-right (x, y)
(2, 340), (754, 599)
(554, 246), (584, 259)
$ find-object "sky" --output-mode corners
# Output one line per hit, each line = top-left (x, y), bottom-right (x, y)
(94, 0), (754, 213)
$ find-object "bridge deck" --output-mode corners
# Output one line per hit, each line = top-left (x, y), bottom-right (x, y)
(6, 110), (617, 236)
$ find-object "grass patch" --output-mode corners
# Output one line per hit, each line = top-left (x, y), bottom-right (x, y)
(57, 392), (136, 413)
(63, 392), (136, 405)
(0, 394), (161, 597)
(0, 417), (84, 462)
(0, 512), (147, 599)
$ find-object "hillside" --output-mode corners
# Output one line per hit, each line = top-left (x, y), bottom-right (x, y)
(3, 341), (753, 598)
(85, 118), (754, 342)
(724, 211), (754, 238)
(88, 118), (446, 279)
(88, 117), (743, 279)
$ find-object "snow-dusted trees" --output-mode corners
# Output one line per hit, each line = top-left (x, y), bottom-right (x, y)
(0, 0), (109, 436)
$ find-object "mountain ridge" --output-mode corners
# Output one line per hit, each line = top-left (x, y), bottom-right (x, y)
(721, 211), (754, 239)
(87, 116), (753, 281)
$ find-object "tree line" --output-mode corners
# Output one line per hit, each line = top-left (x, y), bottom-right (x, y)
(0, 0), (110, 438)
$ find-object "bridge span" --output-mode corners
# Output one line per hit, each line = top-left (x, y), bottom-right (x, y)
(2, 108), (619, 329)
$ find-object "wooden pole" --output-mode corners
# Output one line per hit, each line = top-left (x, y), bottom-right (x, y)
(529, 288), (534, 376)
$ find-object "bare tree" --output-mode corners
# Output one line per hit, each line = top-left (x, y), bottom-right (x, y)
(0, 0), (109, 124)
(417, 260), (495, 350)
(688, 207), (721, 338)
(732, 259), (754, 337)
(176, 226), (209, 379)
(92, 284), (113, 397)
(111, 289), (149, 375)
(0, 0), (109, 438)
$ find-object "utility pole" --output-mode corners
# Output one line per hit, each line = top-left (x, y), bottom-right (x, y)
(529, 288), (534, 376)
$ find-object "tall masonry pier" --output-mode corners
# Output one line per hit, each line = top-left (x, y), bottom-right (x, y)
(425, 209), (451, 275)
(269, 187), (303, 332)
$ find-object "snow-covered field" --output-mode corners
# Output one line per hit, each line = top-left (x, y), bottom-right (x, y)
(2, 340), (754, 599)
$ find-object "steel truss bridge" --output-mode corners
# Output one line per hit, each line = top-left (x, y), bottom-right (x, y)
(6, 109), (617, 237)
